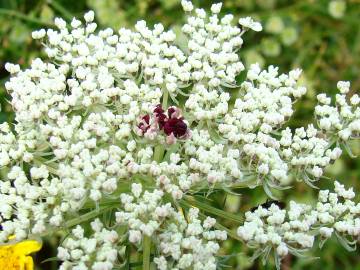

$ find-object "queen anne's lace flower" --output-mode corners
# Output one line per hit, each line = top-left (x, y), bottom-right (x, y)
(238, 181), (360, 266)
(238, 17), (263, 32)
(1, 2), (359, 270)
(154, 208), (227, 270)
(58, 220), (119, 270)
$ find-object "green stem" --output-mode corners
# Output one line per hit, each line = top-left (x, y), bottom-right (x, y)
(162, 89), (169, 108)
(163, 143), (180, 162)
(193, 208), (242, 241)
(143, 235), (151, 270)
(65, 205), (115, 227)
(48, 0), (73, 20)
(182, 195), (243, 223)
(211, 219), (243, 242)
(34, 205), (115, 238)
(180, 202), (243, 242)
(153, 145), (165, 163)
(0, 8), (54, 26)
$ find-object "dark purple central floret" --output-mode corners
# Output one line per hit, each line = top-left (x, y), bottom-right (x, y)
(164, 118), (188, 137)
(136, 105), (190, 142)
(137, 114), (150, 134)
(142, 114), (150, 124)
(154, 104), (165, 115)
(167, 107), (176, 117)
(154, 105), (167, 129)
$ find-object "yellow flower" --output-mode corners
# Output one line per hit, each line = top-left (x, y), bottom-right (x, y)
(0, 239), (42, 270)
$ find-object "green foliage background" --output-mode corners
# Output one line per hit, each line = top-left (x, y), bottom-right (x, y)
(0, 0), (359, 269)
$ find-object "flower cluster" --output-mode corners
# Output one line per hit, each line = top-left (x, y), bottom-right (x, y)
(279, 125), (342, 184)
(215, 64), (358, 192)
(238, 181), (360, 263)
(57, 220), (119, 270)
(116, 183), (227, 269)
(115, 183), (169, 242)
(181, 1), (245, 122)
(316, 81), (360, 142)
(155, 208), (227, 270)
(216, 64), (306, 186)
(183, 129), (243, 186)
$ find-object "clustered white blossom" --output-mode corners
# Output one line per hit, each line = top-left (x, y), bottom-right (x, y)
(238, 181), (360, 265)
(115, 183), (170, 242)
(181, 1), (245, 121)
(115, 183), (227, 269)
(215, 64), (359, 193)
(316, 81), (360, 142)
(154, 208), (227, 270)
(57, 219), (119, 270)
(1, 1), (360, 269)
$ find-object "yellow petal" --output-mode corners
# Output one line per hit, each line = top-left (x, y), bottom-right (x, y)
(14, 240), (42, 255)
(0, 239), (41, 270)
(0, 246), (22, 269)
(24, 255), (34, 270)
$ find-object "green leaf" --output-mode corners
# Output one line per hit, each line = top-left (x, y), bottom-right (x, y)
(335, 231), (357, 252)
(41, 257), (60, 264)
